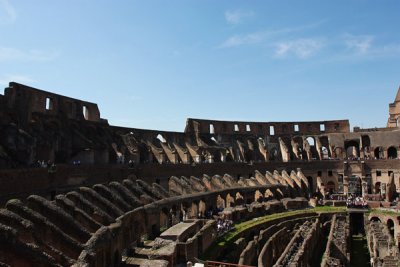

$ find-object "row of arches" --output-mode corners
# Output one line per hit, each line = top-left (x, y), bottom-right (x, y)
(345, 142), (398, 159)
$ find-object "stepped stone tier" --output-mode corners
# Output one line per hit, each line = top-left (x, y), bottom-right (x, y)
(0, 82), (399, 266)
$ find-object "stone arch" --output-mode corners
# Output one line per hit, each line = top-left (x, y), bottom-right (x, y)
(190, 201), (199, 218)
(255, 190), (263, 203)
(321, 146), (329, 159)
(133, 219), (146, 244)
(370, 216), (381, 222)
(374, 147), (384, 159)
(361, 135), (371, 156)
(217, 195), (225, 210)
(196, 200), (206, 218)
(305, 136), (318, 159)
(235, 192), (245, 205)
(387, 146), (398, 159)
(156, 134), (166, 143)
(374, 182), (381, 194)
(269, 147), (278, 161)
(334, 147), (344, 159)
(345, 140), (360, 158)
(160, 207), (171, 230)
(226, 193), (235, 208)
(264, 189), (274, 200)
(387, 219), (395, 239)
(327, 181), (336, 193)
(306, 136), (315, 146)
(307, 176), (314, 194)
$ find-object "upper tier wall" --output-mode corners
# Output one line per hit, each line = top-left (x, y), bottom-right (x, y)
(2, 82), (104, 126)
(185, 118), (350, 135)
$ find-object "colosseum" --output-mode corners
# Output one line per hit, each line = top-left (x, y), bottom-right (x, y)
(0, 82), (399, 267)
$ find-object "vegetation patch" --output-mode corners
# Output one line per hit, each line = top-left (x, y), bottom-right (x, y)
(368, 208), (400, 216)
(201, 206), (346, 261)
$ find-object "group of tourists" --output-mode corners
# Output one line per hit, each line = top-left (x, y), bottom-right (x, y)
(216, 218), (234, 236)
(346, 194), (368, 208)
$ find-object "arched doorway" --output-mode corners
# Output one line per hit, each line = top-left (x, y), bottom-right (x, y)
(307, 176), (314, 194)
(345, 140), (360, 159)
(327, 181), (335, 194)
(269, 148), (278, 161)
(348, 175), (361, 195)
(370, 216), (381, 222)
(374, 147), (384, 159)
(374, 182), (381, 194)
(387, 219), (395, 239)
(387, 146), (398, 159)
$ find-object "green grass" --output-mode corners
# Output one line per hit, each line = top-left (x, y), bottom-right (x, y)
(201, 206), (346, 261)
(368, 208), (400, 216)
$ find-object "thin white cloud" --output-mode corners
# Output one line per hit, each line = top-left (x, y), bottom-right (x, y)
(343, 34), (374, 54)
(0, 0), (16, 24)
(275, 39), (323, 59)
(0, 74), (36, 88)
(218, 21), (326, 48)
(0, 47), (59, 62)
(219, 32), (264, 48)
(225, 9), (254, 25)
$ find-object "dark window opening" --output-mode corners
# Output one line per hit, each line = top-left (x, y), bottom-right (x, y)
(328, 170), (333, 176)
(376, 170), (381, 177)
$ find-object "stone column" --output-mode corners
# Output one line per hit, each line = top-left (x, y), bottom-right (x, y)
(343, 176), (349, 194)
(381, 183), (386, 199)
(361, 180), (368, 197)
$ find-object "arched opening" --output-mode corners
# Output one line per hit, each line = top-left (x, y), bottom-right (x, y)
(374, 182), (381, 194)
(255, 190), (263, 203)
(216, 195), (225, 210)
(374, 147), (384, 159)
(198, 200), (206, 218)
(370, 217), (381, 222)
(235, 192), (244, 205)
(307, 176), (314, 194)
(156, 134), (166, 143)
(190, 202), (198, 219)
(327, 181), (335, 194)
(348, 175), (361, 195)
(160, 208), (171, 231)
(306, 136), (315, 146)
(345, 140), (360, 159)
(305, 136), (318, 160)
(387, 219), (395, 239)
(387, 146), (398, 159)
(264, 189), (274, 200)
(321, 146), (329, 159)
(361, 135), (371, 158)
(226, 193), (234, 208)
(334, 147), (343, 159)
(269, 147), (278, 161)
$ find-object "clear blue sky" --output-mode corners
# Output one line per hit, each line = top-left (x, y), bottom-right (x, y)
(1, 1), (399, 131)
